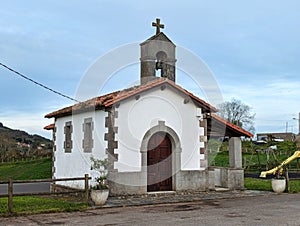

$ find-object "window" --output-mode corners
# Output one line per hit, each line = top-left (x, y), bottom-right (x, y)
(64, 121), (73, 153)
(83, 118), (93, 152)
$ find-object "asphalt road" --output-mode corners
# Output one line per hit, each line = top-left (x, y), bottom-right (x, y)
(0, 182), (50, 195)
(2, 193), (300, 225)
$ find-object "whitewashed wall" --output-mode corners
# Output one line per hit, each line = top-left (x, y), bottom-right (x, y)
(54, 111), (107, 188)
(114, 86), (205, 172)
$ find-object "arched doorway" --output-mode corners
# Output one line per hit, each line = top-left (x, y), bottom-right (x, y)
(147, 132), (172, 192)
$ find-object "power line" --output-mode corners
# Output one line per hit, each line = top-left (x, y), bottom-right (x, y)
(0, 62), (80, 103)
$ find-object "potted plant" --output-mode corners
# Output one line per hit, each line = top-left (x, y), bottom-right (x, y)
(271, 168), (286, 193)
(90, 156), (110, 205)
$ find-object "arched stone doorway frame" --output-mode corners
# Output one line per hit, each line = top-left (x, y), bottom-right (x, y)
(140, 121), (182, 191)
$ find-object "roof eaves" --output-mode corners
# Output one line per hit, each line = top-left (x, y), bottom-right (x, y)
(44, 91), (120, 119)
(211, 114), (253, 138)
(44, 123), (55, 130)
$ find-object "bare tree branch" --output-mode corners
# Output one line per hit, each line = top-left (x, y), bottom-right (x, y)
(217, 98), (255, 133)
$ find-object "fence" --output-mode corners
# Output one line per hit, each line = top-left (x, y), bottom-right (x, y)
(285, 169), (300, 192)
(0, 174), (91, 215)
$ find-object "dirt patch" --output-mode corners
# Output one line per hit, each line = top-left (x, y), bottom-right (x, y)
(141, 200), (221, 213)
(172, 204), (202, 212)
(224, 212), (246, 218)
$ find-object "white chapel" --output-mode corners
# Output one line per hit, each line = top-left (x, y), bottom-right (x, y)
(45, 19), (253, 195)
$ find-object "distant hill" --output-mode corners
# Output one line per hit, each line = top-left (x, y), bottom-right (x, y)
(0, 122), (53, 162)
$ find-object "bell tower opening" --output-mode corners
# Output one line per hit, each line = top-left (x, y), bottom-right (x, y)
(140, 18), (176, 84)
(155, 51), (167, 77)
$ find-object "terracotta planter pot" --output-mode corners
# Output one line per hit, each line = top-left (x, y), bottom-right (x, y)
(90, 189), (109, 205)
(271, 178), (286, 193)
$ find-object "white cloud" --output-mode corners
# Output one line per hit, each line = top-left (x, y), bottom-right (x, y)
(0, 111), (54, 139)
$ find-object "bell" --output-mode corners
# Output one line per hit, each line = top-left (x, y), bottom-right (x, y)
(156, 61), (163, 70)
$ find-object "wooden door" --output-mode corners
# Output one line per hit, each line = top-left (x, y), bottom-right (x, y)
(147, 132), (172, 192)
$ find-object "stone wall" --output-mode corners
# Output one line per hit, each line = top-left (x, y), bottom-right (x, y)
(210, 167), (244, 190)
(109, 170), (209, 195)
(175, 170), (208, 191)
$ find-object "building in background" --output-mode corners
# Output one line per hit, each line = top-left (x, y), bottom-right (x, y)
(257, 132), (296, 142)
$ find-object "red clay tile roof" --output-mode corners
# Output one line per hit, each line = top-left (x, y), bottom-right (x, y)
(45, 78), (217, 119)
(210, 114), (253, 138)
(44, 90), (120, 119)
(44, 123), (55, 130)
(44, 79), (253, 137)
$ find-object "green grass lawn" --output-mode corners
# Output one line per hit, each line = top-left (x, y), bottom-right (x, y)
(0, 158), (51, 181)
(0, 158), (89, 216)
(244, 178), (272, 191)
(0, 196), (88, 216)
(244, 177), (300, 193)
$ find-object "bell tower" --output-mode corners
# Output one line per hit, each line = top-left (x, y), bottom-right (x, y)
(140, 18), (176, 84)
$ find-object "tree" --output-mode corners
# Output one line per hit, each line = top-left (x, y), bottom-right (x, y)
(217, 98), (255, 133)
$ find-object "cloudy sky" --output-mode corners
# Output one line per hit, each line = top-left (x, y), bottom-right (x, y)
(1, 0), (300, 139)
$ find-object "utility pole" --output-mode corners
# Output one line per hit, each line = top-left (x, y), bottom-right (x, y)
(298, 112), (300, 135)
(292, 112), (300, 135)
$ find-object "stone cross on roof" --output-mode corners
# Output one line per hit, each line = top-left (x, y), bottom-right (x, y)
(152, 18), (164, 34)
